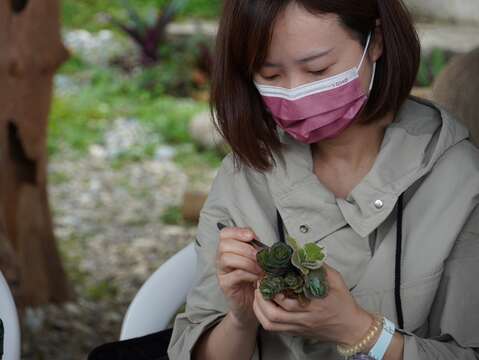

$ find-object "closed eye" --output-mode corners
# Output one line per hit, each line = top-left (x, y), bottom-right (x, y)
(261, 74), (279, 81)
(310, 69), (327, 76)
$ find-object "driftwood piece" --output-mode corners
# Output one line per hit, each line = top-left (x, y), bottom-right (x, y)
(0, 0), (72, 306)
(181, 190), (208, 223)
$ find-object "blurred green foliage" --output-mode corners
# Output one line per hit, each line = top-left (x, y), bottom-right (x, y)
(174, 143), (223, 168)
(62, 0), (221, 31)
(57, 233), (90, 293)
(160, 205), (200, 226)
(49, 62), (209, 155)
(86, 279), (119, 301)
(160, 205), (184, 225)
(127, 34), (213, 95)
(111, 0), (190, 66)
(416, 48), (449, 87)
(49, 51), (224, 171)
(53, 0), (218, 163)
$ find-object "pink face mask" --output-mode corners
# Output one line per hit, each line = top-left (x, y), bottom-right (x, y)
(254, 32), (376, 144)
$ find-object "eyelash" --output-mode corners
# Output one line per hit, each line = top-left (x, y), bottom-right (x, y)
(262, 69), (327, 80)
(263, 74), (279, 80)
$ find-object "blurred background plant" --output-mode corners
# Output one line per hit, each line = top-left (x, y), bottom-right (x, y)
(62, 0), (220, 31)
(416, 48), (451, 87)
(55, 0), (220, 165)
(109, 0), (189, 67)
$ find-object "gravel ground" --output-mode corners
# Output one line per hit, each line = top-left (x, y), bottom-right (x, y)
(20, 122), (217, 359)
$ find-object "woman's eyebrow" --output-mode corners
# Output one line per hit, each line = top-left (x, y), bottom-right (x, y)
(296, 48), (333, 63)
(263, 48), (333, 67)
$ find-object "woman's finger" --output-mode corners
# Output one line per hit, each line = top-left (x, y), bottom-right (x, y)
(321, 262), (341, 288)
(218, 238), (258, 261)
(254, 288), (307, 324)
(219, 269), (261, 289)
(218, 252), (263, 276)
(219, 227), (256, 244)
(273, 293), (310, 313)
(253, 294), (274, 330)
(253, 290), (305, 332)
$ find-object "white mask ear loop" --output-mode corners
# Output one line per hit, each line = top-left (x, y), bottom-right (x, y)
(357, 31), (375, 95)
(357, 31), (373, 72)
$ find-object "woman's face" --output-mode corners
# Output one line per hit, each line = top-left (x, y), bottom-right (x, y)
(253, 3), (382, 94)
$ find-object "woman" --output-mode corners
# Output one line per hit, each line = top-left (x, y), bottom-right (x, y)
(167, 0), (479, 360)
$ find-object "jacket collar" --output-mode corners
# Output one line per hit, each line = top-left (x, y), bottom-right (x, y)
(264, 96), (470, 243)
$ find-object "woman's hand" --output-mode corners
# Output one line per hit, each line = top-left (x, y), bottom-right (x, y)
(216, 226), (264, 328)
(252, 262), (374, 346)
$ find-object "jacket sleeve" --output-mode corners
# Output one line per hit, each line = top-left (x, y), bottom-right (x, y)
(167, 156), (238, 359)
(395, 205), (479, 359)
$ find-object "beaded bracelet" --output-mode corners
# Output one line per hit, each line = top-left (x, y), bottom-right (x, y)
(368, 317), (396, 360)
(336, 312), (384, 358)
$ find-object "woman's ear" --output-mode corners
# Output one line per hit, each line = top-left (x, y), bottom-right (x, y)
(370, 19), (384, 62)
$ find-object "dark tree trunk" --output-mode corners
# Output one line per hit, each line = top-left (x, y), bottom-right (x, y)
(0, 0), (73, 306)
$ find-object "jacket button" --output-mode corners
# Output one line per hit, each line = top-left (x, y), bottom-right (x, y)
(299, 224), (310, 233)
(374, 199), (384, 209)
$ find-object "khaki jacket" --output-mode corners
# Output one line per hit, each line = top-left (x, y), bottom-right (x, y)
(167, 96), (479, 359)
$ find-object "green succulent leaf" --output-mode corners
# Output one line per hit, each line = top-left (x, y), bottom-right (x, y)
(257, 235), (329, 302)
(259, 275), (284, 301)
(286, 235), (301, 251)
(288, 236), (327, 274)
(304, 267), (329, 299)
(256, 242), (294, 276)
(291, 249), (309, 275)
(283, 271), (304, 293)
(304, 243), (326, 261)
(302, 243), (327, 269)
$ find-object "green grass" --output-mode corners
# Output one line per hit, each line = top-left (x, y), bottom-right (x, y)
(49, 59), (223, 170)
(49, 170), (71, 185)
(62, 0), (221, 31)
(49, 87), (110, 155)
(160, 205), (199, 226)
(58, 55), (90, 75)
(57, 233), (90, 293)
(174, 144), (223, 168)
(160, 205), (184, 225)
(86, 279), (119, 301)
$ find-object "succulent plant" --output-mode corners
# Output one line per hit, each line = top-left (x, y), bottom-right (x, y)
(288, 235), (327, 276)
(283, 271), (304, 294)
(256, 236), (329, 302)
(259, 275), (285, 301)
(256, 242), (295, 276)
(304, 267), (329, 299)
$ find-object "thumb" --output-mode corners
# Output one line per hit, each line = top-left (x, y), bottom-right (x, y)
(322, 262), (346, 288)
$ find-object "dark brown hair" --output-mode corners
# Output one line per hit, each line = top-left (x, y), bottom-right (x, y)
(210, 0), (421, 171)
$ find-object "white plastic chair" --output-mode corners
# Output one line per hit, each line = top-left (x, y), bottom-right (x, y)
(120, 243), (197, 340)
(0, 271), (21, 360)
